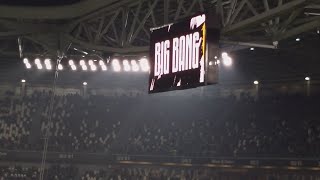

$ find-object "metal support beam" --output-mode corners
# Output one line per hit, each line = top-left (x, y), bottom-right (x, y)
(224, 0), (307, 34)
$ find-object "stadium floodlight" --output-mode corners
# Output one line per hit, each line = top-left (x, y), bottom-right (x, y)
(250, 47), (255, 51)
(23, 58), (29, 64)
(25, 63), (31, 69)
(58, 64), (63, 70)
(101, 65), (107, 71)
(82, 65), (88, 71)
(123, 60), (131, 72)
(221, 52), (228, 59)
(46, 64), (52, 70)
(112, 59), (121, 72)
(21, 79), (26, 83)
(139, 58), (149, 72)
(254, 80), (259, 85)
(71, 65), (77, 71)
(90, 65), (97, 71)
(214, 56), (218, 59)
(296, 38), (300, 42)
(222, 56), (232, 66)
(36, 64), (43, 70)
(209, 61), (213, 66)
(80, 60), (85, 66)
(35, 58), (41, 65)
(83, 82), (87, 86)
(68, 60), (74, 66)
(131, 60), (139, 72)
(88, 60), (93, 66)
(44, 58), (51, 65)
(99, 60), (105, 66)
(221, 52), (232, 67)
(305, 77), (310, 81)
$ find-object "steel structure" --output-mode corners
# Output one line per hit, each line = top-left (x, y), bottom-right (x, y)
(0, 0), (319, 57)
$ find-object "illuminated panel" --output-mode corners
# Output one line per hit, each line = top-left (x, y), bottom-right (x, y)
(149, 13), (219, 93)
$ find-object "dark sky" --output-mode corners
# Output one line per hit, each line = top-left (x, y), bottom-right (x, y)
(0, 0), (82, 6)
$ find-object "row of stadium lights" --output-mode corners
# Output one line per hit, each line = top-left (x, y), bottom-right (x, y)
(23, 58), (150, 72)
(20, 77), (311, 86)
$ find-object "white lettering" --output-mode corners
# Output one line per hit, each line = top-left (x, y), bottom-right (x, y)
(179, 35), (186, 72)
(154, 42), (161, 76)
(172, 38), (179, 73)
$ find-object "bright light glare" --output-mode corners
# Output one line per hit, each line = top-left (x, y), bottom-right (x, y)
(305, 77), (310, 81)
(23, 58), (29, 64)
(82, 65), (88, 71)
(35, 58), (41, 65)
(221, 52), (228, 59)
(44, 59), (51, 65)
(80, 60), (85, 66)
(222, 56), (232, 66)
(139, 58), (149, 72)
(99, 60), (105, 66)
(296, 38), (300, 42)
(71, 65), (77, 71)
(216, 60), (220, 64)
(112, 59), (121, 72)
(26, 63), (31, 69)
(58, 64), (63, 70)
(250, 47), (255, 51)
(131, 60), (139, 72)
(83, 82), (87, 86)
(46, 64), (52, 70)
(101, 65), (107, 71)
(36, 64), (43, 70)
(69, 60), (74, 66)
(88, 60), (93, 66)
(254, 80), (259, 85)
(21, 79), (26, 83)
(90, 65), (97, 71)
(209, 61), (213, 66)
(123, 60), (131, 72)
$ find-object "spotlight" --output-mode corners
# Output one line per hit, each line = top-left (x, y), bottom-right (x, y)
(209, 61), (213, 66)
(305, 77), (310, 81)
(93, 59), (97, 62)
(221, 52), (228, 59)
(23, 58), (29, 64)
(36, 64), (43, 70)
(35, 58), (41, 65)
(131, 60), (139, 72)
(139, 58), (149, 72)
(21, 79), (26, 83)
(254, 80), (259, 85)
(44, 58), (51, 65)
(58, 64), (63, 70)
(71, 65), (77, 71)
(69, 60), (74, 66)
(250, 47), (255, 51)
(123, 60), (131, 72)
(216, 60), (220, 64)
(317, 29), (320, 34)
(99, 60), (105, 66)
(83, 82), (87, 86)
(90, 65), (97, 71)
(222, 56), (232, 66)
(46, 64), (52, 70)
(214, 56), (218, 59)
(221, 52), (232, 67)
(25, 63), (31, 69)
(88, 60), (93, 66)
(101, 65), (107, 71)
(296, 38), (300, 42)
(112, 59), (121, 72)
(82, 65), (88, 71)
(80, 60), (85, 66)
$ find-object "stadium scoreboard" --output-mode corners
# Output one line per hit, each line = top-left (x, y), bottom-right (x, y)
(149, 13), (220, 93)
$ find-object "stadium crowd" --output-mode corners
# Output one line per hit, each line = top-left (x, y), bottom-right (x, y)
(0, 89), (319, 158)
